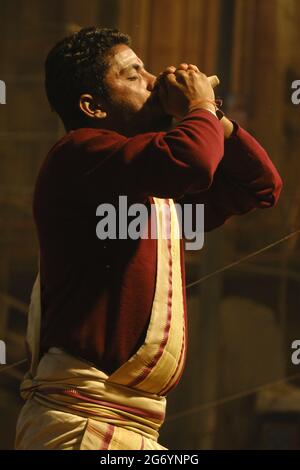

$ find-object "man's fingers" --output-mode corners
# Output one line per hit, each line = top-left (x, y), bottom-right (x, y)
(177, 63), (189, 71)
(187, 64), (200, 73)
(156, 71), (179, 97)
(162, 66), (176, 75)
(174, 69), (189, 84)
(165, 73), (178, 86)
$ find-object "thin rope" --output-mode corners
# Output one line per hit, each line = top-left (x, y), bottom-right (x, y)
(0, 292), (28, 314)
(0, 359), (28, 373)
(165, 371), (300, 423)
(186, 229), (300, 290)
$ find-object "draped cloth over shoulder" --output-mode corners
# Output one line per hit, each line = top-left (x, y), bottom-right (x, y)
(15, 197), (187, 450)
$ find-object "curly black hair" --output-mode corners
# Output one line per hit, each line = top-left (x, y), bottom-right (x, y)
(45, 27), (131, 129)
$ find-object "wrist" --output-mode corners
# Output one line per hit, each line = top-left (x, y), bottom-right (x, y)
(220, 115), (234, 138)
(188, 99), (216, 115)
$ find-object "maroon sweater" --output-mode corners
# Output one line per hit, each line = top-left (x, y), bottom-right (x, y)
(34, 110), (282, 375)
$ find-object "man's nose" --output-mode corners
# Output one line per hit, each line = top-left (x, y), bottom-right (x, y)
(146, 73), (157, 92)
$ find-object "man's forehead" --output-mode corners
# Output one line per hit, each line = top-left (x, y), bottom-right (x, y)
(111, 45), (143, 70)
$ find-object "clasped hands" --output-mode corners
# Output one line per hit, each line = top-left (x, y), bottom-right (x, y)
(155, 62), (234, 139)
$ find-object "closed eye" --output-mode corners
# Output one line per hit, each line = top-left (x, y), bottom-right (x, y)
(128, 76), (139, 81)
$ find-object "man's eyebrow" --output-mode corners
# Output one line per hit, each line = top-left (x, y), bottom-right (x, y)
(120, 62), (145, 73)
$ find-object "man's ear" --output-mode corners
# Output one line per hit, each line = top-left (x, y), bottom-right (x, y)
(79, 94), (107, 120)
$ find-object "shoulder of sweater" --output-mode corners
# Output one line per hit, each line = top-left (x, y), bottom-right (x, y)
(47, 128), (126, 158)
(67, 127), (124, 145)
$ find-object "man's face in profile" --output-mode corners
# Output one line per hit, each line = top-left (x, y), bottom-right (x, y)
(101, 44), (173, 135)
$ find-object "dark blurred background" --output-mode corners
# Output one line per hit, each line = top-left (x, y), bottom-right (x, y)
(1, 0), (300, 450)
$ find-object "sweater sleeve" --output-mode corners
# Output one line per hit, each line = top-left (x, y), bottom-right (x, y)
(69, 109), (224, 202)
(177, 121), (283, 232)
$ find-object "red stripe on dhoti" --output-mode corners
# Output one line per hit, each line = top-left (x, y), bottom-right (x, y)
(99, 423), (114, 450)
(128, 200), (173, 388)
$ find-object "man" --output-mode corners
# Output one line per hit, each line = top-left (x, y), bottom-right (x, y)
(15, 27), (282, 450)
